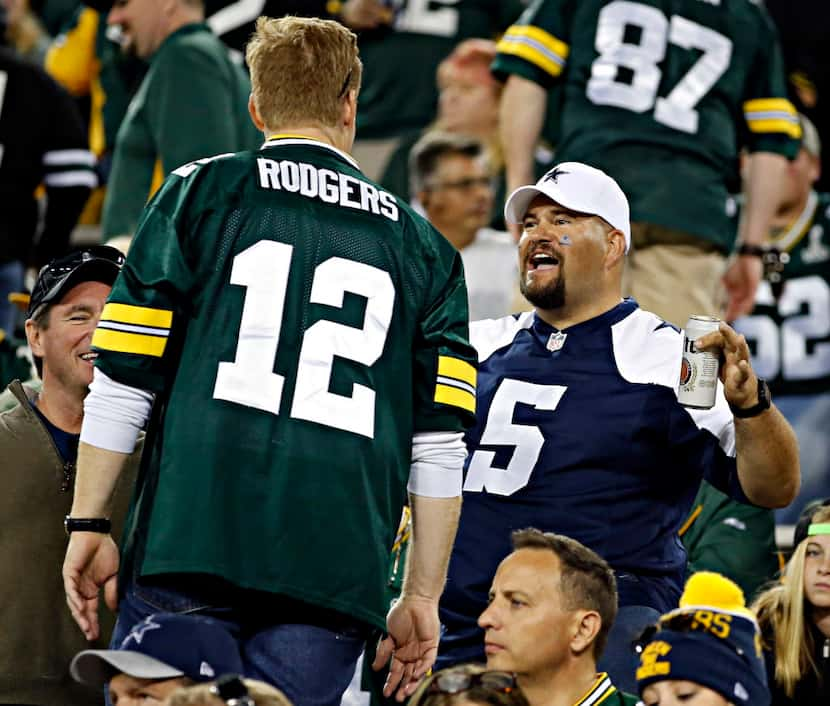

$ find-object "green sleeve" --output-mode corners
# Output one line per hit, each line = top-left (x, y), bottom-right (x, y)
(411, 222), (477, 433)
(93, 169), (204, 392)
(491, 0), (574, 88)
(741, 10), (800, 158)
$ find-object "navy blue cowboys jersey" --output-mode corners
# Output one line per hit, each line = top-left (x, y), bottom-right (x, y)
(438, 299), (747, 665)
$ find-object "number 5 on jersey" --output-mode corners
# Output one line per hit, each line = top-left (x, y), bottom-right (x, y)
(213, 240), (395, 438)
(464, 379), (567, 496)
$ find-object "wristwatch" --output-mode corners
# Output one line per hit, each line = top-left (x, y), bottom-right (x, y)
(729, 378), (771, 418)
(64, 516), (112, 535)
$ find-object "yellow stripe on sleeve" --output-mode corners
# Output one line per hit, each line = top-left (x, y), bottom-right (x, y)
(496, 25), (569, 78)
(746, 118), (802, 138)
(438, 356), (476, 387)
(434, 384), (476, 414)
(743, 98), (798, 115)
(92, 328), (168, 357)
(101, 302), (173, 329)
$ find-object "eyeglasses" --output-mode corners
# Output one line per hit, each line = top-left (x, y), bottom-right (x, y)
(210, 675), (255, 706)
(632, 609), (749, 661)
(337, 68), (353, 99)
(427, 670), (518, 694)
(425, 176), (493, 192)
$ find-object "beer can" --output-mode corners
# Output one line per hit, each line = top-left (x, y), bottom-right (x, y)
(678, 315), (721, 409)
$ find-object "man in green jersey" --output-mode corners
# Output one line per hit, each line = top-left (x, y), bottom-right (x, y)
(733, 114), (830, 523)
(493, 0), (801, 326)
(101, 0), (260, 239)
(62, 16), (477, 706)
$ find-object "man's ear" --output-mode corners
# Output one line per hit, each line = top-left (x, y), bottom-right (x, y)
(25, 319), (44, 358)
(248, 95), (265, 132)
(605, 229), (627, 270)
(570, 610), (602, 655)
(418, 189), (431, 210)
(342, 88), (358, 129)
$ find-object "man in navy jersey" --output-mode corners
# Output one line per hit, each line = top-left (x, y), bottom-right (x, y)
(438, 162), (800, 691)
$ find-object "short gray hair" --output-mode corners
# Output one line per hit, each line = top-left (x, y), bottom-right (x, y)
(408, 131), (484, 195)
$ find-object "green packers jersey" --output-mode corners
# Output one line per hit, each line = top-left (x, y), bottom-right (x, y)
(733, 191), (830, 397)
(492, 0), (801, 250)
(356, 0), (524, 139)
(92, 137), (477, 629)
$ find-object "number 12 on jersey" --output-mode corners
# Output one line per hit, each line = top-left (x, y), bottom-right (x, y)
(213, 240), (395, 438)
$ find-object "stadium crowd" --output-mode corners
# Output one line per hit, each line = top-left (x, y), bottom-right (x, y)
(0, 2), (828, 706)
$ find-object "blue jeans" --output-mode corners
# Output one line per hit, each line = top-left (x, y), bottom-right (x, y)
(111, 575), (368, 706)
(597, 604), (661, 695)
(0, 260), (24, 335)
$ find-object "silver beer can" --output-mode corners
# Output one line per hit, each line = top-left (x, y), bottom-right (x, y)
(678, 315), (721, 409)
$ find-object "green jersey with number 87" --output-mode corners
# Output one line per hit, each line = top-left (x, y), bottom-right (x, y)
(492, 0), (800, 251)
(90, 136), (477, 630)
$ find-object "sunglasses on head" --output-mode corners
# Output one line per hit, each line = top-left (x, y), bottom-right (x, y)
(427, 670), (517, 695)
(210, 674), (254, 706)
(38, 246), (125, 279)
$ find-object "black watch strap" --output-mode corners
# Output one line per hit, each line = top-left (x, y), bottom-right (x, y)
(64, 516), (112, 535)
(735, 243), (766, 257)
(729, 378), (772, 418)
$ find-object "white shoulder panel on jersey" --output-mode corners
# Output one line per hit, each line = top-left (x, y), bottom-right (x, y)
(612, 307), (682, 389)
(470, 311), (534, 363)
(612, 307), (735, 457)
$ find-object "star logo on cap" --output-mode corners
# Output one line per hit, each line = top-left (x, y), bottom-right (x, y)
(122, 616), (163, 647)
(543, 167), (570, 184)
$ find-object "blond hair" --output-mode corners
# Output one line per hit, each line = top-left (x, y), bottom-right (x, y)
(164, 678), (292, 706)
(752, 505), (830, 697)
(245, 16), (362, 131)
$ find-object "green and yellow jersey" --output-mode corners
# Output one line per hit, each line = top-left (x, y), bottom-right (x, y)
(492, 0), (801, 251)
(733, 191), (830, 397)
(92, 136), (477, 629)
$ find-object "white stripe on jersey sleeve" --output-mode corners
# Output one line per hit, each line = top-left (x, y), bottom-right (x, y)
(470, 311), (534, 363)
(44, 170), (98, 188)
(43, 149), (96, 166)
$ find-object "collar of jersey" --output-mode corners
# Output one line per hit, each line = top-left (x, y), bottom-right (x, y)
(771, 189), (819, 252)
(261, 134), (360, 170)
(532, 298), (636, 336)
(572, 672), (616, 706)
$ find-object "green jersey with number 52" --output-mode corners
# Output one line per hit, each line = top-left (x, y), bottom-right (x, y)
(733, 191), (830, 397)
(492, 0), (800, 251)
(91, 136), (477, 630)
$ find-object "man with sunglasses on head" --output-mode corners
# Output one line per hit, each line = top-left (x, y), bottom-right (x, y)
(478, 529), (639, 706)
(0, 246), (140, 706)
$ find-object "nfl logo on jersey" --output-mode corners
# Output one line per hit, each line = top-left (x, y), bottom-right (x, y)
(546, 331), (567, 352)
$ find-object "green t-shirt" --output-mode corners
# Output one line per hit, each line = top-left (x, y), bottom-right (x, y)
(732, 191), (830, 396)
(92, 137), (477, 629)
(102, 23), (260, 239)
(492, 0), (800, 250)
(356, 0), (524, 139)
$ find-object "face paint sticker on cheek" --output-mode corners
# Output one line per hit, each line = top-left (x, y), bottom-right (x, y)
(559, 234), (572, 246)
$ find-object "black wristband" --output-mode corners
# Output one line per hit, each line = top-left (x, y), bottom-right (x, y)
(735, 243), (766, 257)
(728, 378), (772, 418)
(64, 516), (112, 535)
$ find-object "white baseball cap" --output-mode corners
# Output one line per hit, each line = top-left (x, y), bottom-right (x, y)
(504, 162), (631, 251)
